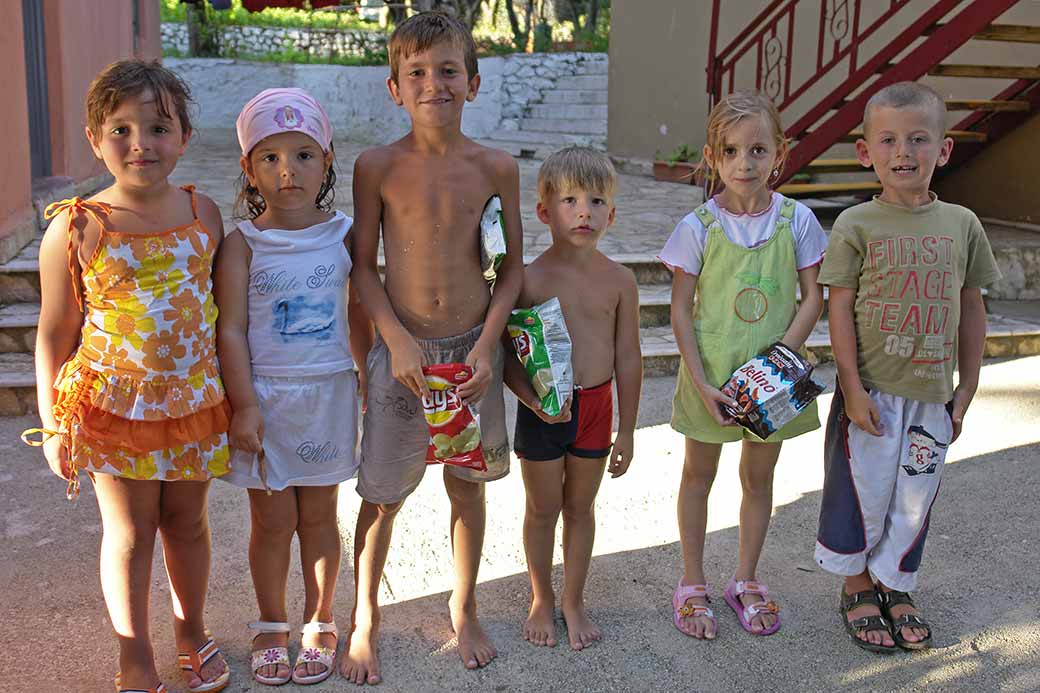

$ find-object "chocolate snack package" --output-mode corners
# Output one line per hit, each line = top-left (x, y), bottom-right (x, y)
(480, 195), (507, 282)
(721, 342), (825, 440)
(507, 297), (573, 417)
(421, 364), (487, 471)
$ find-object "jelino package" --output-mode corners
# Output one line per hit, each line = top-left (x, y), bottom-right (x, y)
(507, 297), (573, 417)
(421, 364), (487, 471)
(480, 195), (507, 282)
(721, 342), (825, 440)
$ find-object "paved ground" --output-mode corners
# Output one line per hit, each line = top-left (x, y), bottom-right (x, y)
(1, 357), (1038, 692)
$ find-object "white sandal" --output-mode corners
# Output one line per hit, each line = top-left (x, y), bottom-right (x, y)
(292, 621), (337, 685)
(248, 621), (291, 686)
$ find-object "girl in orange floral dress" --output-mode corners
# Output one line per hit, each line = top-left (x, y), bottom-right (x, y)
(28, 60), (232, 693)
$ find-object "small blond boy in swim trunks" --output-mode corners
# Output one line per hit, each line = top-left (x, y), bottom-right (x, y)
(506, 146), (642, 652)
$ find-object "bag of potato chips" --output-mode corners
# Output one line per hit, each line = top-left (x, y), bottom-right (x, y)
(421, 364), (487, 471)
(507, 297), (573, 417)
(480, 195), (507, 282)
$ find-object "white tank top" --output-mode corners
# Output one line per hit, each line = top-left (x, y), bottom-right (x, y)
(237, 211), (354, 377)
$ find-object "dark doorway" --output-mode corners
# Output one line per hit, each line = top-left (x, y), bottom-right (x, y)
(22, 0), (51, 179)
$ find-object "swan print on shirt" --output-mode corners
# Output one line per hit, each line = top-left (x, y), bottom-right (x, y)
(252, 263), (346, 344)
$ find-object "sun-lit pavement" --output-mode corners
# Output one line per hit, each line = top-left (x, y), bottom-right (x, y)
(2, 357), (1038, 692)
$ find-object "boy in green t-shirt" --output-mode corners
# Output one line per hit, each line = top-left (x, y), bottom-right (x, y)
(814, 82), (1001, 654)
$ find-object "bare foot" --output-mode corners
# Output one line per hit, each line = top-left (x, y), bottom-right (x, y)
(523, 598), (557, 647)
(737, 590), (778, 633)
(450, 598), (497, 669)
(115, 661), (161, 693)
(295, 630), (337, 680)
(177, 630), (228, 690)
(251, 631), (290, 682)
(561, 602), (601, 651)
(339, 612), (382, 685)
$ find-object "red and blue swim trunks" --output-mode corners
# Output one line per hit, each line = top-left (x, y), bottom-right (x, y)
(514, 380), (614, 461)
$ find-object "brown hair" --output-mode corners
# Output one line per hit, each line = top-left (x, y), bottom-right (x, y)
(388, 11), (478, 84)
(538, 146), (617, 202)
(702, 90), (787, 198)
(233, 147), (338, 220)
(86, 59), (193, 138)
(863, 81), (946, 138)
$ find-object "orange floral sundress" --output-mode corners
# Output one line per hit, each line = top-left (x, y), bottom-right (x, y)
(42, 186), (231, 491)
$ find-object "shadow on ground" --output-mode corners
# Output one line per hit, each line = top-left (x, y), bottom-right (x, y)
(2, 411), (1036, 692)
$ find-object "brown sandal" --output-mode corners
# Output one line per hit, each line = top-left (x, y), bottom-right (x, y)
(878, 589), (932, 650)
(840, 587), (898, 654)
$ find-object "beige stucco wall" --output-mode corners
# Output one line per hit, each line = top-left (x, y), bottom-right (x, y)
(936, 112), (1040, 223)
(609, 0), (1040, 175)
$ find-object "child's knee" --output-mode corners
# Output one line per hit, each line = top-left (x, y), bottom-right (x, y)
(561, 496), (594, 525)
(296, 503), (335, 535)
(681, 464), (716, 498)
(251, 503), (298, 538)
(738, 467), (774, 498)
(159, 507), (209, 543)
(444, 474), (484, 506)
(526, 493), (563, 523)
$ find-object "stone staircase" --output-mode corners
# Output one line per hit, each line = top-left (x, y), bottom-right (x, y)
(480, 57), (608, 159)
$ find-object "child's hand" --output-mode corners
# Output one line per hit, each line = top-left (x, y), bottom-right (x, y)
(844, 387), (883, 436)
(531, 396), (572, 424)
(389, 336), (429, 400)
(696, 385), (738, 426)
(43, 435), (72, 480)
(949, 384), (975, 443)
(608, 431), (634, 478)
(230, 406), (264, 454)
(459, 342), (493, 404)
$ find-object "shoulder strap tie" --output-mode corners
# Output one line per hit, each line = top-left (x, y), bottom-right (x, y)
(44, 198), (113, 311)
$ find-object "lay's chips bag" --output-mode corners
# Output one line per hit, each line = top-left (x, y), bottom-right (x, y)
(421, 364), (487, 471)
(507, 297), (573, 417)
(480, 195), (507, 282)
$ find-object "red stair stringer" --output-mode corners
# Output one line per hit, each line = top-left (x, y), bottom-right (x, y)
(780, 0), (1022, 184)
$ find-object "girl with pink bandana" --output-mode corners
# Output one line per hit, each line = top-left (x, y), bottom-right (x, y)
(215, 88), (371, 686)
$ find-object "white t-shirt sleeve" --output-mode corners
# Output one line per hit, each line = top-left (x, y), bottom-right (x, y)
(792, 203), (828, 270)
(659, 214), (707, 276)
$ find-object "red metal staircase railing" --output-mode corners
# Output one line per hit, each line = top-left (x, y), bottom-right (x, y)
(707, 0), (1028, 186)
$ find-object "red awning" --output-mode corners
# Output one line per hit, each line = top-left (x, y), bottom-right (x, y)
(241, 0), (345, 11)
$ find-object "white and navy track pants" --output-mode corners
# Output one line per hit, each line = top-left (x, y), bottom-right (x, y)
(814, 381), (953, 592)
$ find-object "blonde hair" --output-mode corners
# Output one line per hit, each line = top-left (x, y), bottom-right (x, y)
(388, 11), (478, 84)
(864, 81), (946, 137)
(702, 90), (787, 198)
(538, 146), (617, 202)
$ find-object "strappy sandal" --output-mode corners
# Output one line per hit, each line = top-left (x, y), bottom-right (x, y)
(878, 588), (933, 650)
(292, 621), (337, 685)
(177, 628), (230, 692)
(840, 587), (898, 654)
(672, 582), (717, 639)
(249, 620), (292, 686)
(114, 673), (166, 692)
(723, 578), (782, 635)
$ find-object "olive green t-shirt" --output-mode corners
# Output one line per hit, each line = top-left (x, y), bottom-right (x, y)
(818, 195), (1001, 403)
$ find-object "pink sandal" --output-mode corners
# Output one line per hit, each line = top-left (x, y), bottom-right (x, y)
(671, 582), (717, 639)
(723, 578), (781, 635)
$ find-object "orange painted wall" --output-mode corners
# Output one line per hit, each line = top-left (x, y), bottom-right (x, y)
(0, 1), (33, 231)
(44, 0), (161, 182)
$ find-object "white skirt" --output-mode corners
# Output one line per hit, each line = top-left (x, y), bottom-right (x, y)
(222, 370), (359, 491)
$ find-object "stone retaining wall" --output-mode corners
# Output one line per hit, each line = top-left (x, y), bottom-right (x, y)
(166, 52), (607, 144)
(161, 21), (386, 60)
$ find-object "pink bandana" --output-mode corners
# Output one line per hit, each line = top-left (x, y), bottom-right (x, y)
(236, 87), (333, 155)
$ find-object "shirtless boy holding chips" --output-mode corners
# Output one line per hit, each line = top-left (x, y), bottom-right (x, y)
(341, 11), (523, 684)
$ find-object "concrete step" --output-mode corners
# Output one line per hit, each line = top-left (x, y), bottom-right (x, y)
(519, 116), (607, 136)
(566, 75), (608, 90)
(484, 129), (603, 146)
(540, 89), (608, 105)
(0, 352), (38, 416)
(570, 60), (608, 76)
(639, 304), (1040, 376)
(0, 303), (39, 352)
(526, 103), (608, 120)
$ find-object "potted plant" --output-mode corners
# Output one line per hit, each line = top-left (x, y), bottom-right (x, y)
(653, 144), (702, 185)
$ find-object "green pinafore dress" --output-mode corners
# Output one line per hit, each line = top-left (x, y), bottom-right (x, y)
(671, 196), (820, 443)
